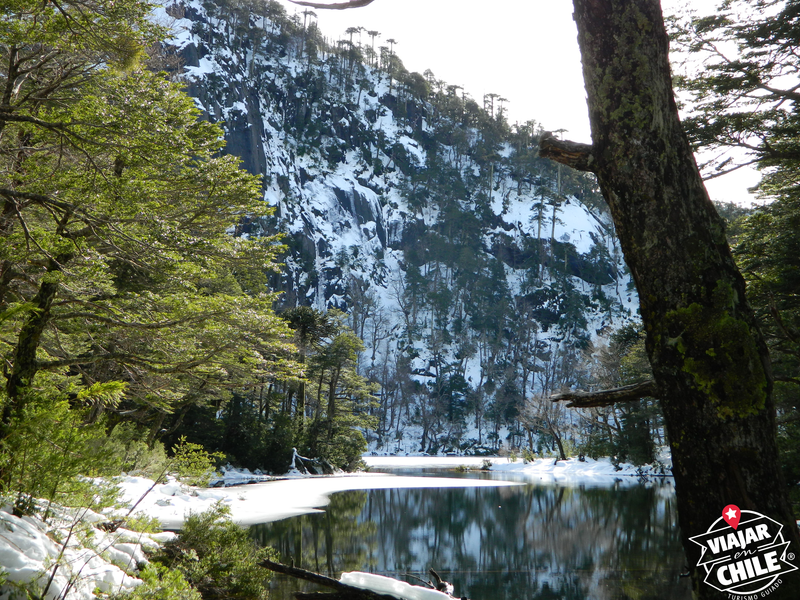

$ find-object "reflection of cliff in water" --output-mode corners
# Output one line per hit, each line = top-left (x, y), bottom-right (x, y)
(252, 482), (691, 600)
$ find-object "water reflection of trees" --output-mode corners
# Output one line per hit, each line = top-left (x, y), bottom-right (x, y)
(251, 490), (376, 574)
(253, 482), (691, 600)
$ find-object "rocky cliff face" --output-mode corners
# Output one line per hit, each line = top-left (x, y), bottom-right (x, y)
(158, 0), (639, 452)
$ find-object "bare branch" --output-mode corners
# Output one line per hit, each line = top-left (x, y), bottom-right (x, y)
(551, 380), (658, 408)
(700, 157), (762, 181)
(539, 132), (596, 172)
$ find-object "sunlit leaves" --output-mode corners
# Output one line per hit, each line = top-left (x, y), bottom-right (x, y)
(0, 0), (298, 446)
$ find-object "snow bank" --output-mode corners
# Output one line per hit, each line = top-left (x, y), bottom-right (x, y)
(340, 572), (453, 600)
(0, 505), (175, 600)
(363, 451), (672, 486)
(118, 453), (669, 531)
(363, 456), (497, 469)
(118, 474), (522, 529)
(490, 455), (670, 483)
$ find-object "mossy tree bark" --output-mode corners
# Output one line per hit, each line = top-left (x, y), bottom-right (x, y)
(541, 1), (800, 596)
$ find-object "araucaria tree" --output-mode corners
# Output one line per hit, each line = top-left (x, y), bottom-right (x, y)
(0, 0), (297, 487)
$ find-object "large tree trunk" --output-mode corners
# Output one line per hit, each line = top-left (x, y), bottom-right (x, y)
(540, 1), (800, 597)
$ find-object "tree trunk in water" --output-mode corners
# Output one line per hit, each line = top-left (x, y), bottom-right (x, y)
(548, 1), (800, 596)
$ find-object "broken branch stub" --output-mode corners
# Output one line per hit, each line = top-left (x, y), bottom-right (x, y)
(550, 380), (658, 408)
(539, 132), (596, 173)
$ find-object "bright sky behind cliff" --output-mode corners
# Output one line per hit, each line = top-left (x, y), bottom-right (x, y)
(276, 0), (759, 205)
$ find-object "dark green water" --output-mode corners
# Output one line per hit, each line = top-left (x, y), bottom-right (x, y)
(251, 472), (692, 600)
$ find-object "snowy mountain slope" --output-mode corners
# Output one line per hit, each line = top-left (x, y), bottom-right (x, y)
(157, 0), (639, 452)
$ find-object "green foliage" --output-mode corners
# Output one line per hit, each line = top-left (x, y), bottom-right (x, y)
(612, 402), (657, 466)
(164, 306), (378, 473)
(672, 0), (800, 181)
(0, 0), (300, 489)
(104, 423), (169, 479)
(290, 311), (378, 469)
(150, 504), (275, 600)
(733, 195), (800, 509)
(116, 563), (201, 600)
(0, 0), (304, 493)
(0, 388), (122, 512)
(580, 432), (615, 461)
(171, 437), (224, 486)
(124, 513), (164, 535)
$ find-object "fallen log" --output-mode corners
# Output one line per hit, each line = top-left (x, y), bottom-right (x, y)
(295, 594), (365, 600)
(260, 559), (463, 600)
(260, 559), (399, 600)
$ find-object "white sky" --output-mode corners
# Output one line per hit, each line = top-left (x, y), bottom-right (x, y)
(276, 0), (761, 205)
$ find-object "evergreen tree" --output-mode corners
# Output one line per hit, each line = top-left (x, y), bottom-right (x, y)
(0, 0), (297, 486)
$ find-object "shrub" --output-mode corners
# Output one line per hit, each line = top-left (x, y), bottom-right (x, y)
(0, 389), (123, 515)
(105, 423), (169, 478)
(149, 504), (275, 600)
(116, 564), (201, 600)
(171, 437), (224, 486)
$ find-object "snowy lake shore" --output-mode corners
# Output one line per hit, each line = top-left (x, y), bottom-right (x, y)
(0, 453), (673, 600)
(118, 452), (673, 529)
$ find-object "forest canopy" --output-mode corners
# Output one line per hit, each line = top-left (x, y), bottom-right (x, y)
(0, 0), (303, 495)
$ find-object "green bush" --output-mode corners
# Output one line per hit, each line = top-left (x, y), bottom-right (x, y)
(0, 389), (123, 514)
(116, 564), (201, 600)
(579, 431), (615, 461)
(124, 514), (164, 534)
(171, 437), (224, 486)
(105, 423), (169, 478)
(149, 504), (275, 600)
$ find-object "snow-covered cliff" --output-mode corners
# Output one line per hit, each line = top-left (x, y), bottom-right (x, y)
(156, 0), (639, 452)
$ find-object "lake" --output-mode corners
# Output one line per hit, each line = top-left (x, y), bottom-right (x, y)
(251, 469), (693, 600)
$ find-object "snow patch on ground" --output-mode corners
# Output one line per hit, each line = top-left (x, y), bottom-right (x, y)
(363, 451), (673, 485)
(340, 572), (452, 600)
(0, 505), (175, 600)
(119, 453), (672, 530)
(118, 473), (522, 529)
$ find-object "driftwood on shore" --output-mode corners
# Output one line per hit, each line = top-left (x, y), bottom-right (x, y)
(260, 559), (463, 600)
(260, 559), (399, 600)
